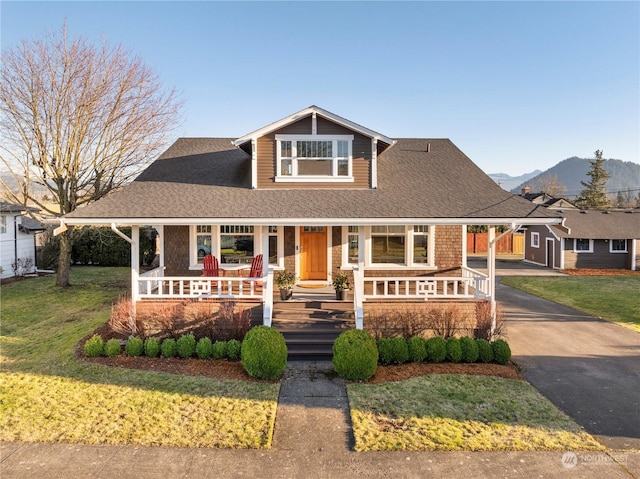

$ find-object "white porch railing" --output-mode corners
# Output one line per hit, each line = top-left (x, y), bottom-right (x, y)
(137, 274), (265, 300)
(461, 265), (490, 297)
(362, 272), (490, 301)
(352, 265), (365, 329)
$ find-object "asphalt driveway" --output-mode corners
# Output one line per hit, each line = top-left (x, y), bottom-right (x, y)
(498, 280), (640, 450)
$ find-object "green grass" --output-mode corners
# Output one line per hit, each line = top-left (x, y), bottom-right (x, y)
(501, 276), (640, 332)
(348, 375), (604, 452)
(0, 267), (280, 448)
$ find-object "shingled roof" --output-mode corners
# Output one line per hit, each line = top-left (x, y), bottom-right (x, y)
(551, 209), (640, 239)
(65, 137), (559, 224)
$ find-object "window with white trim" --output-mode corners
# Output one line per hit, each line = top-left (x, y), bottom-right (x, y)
(267, 226), (282, 266)
(0, 215), (6, 234)
(574, 238), (593, 253)
(531, 232), (540, 248)
(610, 239), (627, 253)
(195, 225), (212, 264)
(347, 226), (359, 264)
(412, 225), (430, 264)
(276, 135), (353, 182)
(220, 225), (254, 264)
(371, 225), (406, 264)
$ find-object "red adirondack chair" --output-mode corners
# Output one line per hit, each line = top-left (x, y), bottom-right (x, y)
(244, 254), (263, 290)
(202, 254), (219, 286)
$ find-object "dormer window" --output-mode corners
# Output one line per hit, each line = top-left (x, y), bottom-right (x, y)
(275, 135), (353, 182)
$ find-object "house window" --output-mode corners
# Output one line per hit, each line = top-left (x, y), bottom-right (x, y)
(574, 238), (593, 253)
(195, 225), (212, 264)
(610, 239), (627, 253)
(531, 232), (540, 248)
(347, 226), (359, 264)
(275, 134), (353, 182)
(220, 225), (254, 264)
(268, 226), (280, 266)
(0, 215), (6, 234)
(412, 225), (430, 264)
(371, 225), (405, 264)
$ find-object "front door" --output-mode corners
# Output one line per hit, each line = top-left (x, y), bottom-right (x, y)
(300, 227), (327, 280)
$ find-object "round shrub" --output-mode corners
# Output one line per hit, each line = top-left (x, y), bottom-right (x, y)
(377, 338), (394, 365)
(407, 336), (427, 363)
(212, 340), (227, 360)
(225, 339), (242, 361)
(390, 337), (409, 364)
(160, 338), (177, 358)
(176, 334), (196, 359)
(125, 337), (144, 357)
(332, 329), (378, 381)
(104, 338), (122, 357)
(195, 337), (213, 359)
(426, 336), (447, 363)
(476, 339), (493, 363)
(241, 326), (288, 380)
(446, 337), (462, 363)
(492, 339), (512, 365)
(84, 334), (104, 357)
(459, 336), (479, 363)
(144, 337), (161, 357)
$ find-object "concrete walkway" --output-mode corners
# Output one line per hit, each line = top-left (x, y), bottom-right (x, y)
(498, 282), (640, 451)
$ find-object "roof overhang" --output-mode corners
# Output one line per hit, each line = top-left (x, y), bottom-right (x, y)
(53, 217), (564, 228)
(232, 105), (396, 147)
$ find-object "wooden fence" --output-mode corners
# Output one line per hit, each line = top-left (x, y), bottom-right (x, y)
(466, 233), (524, 255)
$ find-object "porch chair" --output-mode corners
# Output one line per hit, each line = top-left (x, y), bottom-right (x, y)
(202, 254), (220, 287)
(243, 254), (263, 291)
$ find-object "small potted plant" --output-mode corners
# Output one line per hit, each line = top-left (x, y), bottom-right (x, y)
(275, 270), (296, 300)
(332, 271), (351, 301)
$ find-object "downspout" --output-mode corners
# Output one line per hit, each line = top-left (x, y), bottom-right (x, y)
(488, 223), (518, 340)
(111, 223), (133, 244)
(13, 215), (18, 277)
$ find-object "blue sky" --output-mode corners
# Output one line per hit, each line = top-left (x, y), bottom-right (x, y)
(2, 1), (638, 176)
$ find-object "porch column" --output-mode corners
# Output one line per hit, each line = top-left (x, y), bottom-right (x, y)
(631, 239), (637, 271)
(487, 226), (497, 339)
(131, 225), (140, 304)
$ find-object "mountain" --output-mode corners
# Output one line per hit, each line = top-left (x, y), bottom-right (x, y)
(488, 170), (541, 192)
(509, 157), (640, 199)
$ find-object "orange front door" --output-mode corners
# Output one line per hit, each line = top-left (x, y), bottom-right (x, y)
(300, 227), (327, 280)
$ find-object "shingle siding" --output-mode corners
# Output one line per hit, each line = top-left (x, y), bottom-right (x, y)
(164, 226), (195, 276)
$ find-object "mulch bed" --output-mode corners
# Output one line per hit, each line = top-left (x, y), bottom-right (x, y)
(562, 268), (640, 276)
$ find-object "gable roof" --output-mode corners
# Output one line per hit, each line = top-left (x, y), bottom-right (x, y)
(551, 209), (640, 239)
(233, 105), (395, 147)
(64, 137), (560, 225)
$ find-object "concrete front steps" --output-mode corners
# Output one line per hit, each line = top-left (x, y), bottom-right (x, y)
(271, 300), (353, 361)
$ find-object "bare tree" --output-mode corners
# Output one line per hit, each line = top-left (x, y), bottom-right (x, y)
(531, 174), (566, 197)
(0, 25), (182, 286)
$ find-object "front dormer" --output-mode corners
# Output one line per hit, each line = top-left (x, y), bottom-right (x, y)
(233, 106), (394, 189)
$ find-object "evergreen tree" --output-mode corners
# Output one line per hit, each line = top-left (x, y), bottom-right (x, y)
(575, 150), (610, 209)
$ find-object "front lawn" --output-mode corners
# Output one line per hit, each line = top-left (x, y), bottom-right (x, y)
(0, 267), (280, 448)
(348, 374), (603, 451)
(500, 276), (640, 332)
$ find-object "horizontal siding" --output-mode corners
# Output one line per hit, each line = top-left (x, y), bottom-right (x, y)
(563, 238), (629, 269)
(524, 226), (550, 265)
(256, 116), (371, 189)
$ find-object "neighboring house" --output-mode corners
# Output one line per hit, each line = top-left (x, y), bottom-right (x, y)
(61, 106), (561, 328)
(0, 201), (45, 279)
(524, 209), (640, 271)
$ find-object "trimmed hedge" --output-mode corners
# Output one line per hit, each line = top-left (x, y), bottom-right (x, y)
(377, 338), (394, 366)
(125, 337), (144, 357)
(241, 326), (288, 380)
(144, 337), (161, 357)
(426, 336), (447, 363)
(195, 337), (213, 359)
(225, 339), (242, 361)
(459, 336), (479, 363)
(333, 329), (378, 380)
(104, 338), (122, 357)
(176, 334), (196, 359)
(446, 337), (462, 363)
(84, 334), (104, 357)
(160, 338), (177, 358)
(476, 339), (493, 363)
(407, 336), (427, 363)
(212, 340), (227, 360)
(492, 339), (512, 365)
